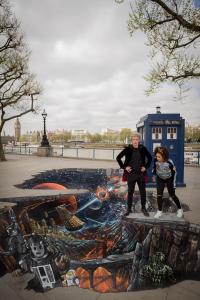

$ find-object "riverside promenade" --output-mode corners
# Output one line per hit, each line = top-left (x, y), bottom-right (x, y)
(0, 154), (200, 300)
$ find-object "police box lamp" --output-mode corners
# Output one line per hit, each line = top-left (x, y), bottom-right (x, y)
(156, 106), (161, 114)
(40, 109), (50, 147)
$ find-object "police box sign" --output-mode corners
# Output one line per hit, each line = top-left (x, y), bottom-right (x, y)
(149, 120), (181, 125)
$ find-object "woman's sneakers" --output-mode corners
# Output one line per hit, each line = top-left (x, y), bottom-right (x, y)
(177, 209), (184, 218)
(154, 210), (163, 219)
(154, 209), (184, 219)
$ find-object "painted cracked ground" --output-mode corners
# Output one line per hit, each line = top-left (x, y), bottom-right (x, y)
(0, 168), (199, 293)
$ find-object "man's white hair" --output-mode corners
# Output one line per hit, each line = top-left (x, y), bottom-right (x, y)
(131, 131), (141, 140)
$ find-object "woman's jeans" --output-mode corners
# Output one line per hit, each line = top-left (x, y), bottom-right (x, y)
(156, 176), (181, 211)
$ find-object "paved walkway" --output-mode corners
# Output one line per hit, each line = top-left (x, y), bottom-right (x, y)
(0, 154), (200, 300)
(1, 272), (200, 300)
(0, 154), (117, 199)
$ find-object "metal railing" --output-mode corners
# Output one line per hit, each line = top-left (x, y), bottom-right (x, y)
(184, 151), (200, 166)
(3, 145), (122, 161)
(3, 145), (200, 165)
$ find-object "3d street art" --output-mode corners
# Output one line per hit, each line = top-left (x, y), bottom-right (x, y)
(0, 168), (199, 293)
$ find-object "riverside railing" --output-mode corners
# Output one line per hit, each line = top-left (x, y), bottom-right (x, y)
(3, 145), (200, 165)
(3, 145), (122, 161)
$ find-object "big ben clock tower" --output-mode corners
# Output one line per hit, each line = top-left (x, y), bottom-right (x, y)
(14, 118), (21, 142)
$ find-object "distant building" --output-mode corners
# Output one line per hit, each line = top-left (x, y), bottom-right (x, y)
(71, 129), (89, 141)
(14, 118), (21, 142)
(101, 128), (118, 135)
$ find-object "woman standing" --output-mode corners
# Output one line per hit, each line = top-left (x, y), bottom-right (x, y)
(153, 147), (183, 219)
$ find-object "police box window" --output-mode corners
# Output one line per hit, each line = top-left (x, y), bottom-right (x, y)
(152, 127), (162, 140)
(167, 127), (177, 139)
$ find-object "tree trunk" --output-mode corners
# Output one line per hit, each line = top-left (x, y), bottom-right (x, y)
(0, 134), (6, 161)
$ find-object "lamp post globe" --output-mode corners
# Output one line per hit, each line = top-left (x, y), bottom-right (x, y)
(40, 109), (50, 147)
(42, 109), (47, 119)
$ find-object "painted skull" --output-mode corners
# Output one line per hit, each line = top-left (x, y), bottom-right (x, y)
(30, 237), (45, 258)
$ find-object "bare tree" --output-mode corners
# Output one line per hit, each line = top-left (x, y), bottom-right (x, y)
(119, 128), (132, 143)
(116, 0), (200, 95)
(0, 0), (42, 161)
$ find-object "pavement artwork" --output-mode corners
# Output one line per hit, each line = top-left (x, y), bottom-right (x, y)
(0, 168), (200, 293)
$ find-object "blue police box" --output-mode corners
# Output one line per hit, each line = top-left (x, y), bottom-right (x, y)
(136, 106), (185, 186)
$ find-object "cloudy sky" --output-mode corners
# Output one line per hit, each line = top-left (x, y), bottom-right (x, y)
(5, 0), (200, 135)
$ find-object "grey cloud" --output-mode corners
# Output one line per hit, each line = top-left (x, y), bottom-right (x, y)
(4, 0), (200, 136)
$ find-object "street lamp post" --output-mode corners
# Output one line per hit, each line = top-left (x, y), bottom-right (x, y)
(40, 109), (50, 147)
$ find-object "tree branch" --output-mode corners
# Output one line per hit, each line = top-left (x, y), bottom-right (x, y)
(4, 97), (35, 123)
(172, 33), (200, 48)
(151, 0), (200, 32)
(165, 71), (200, 81)
(0, 72), (24, 90)
(150, 17), (175, 29)
(159, 33), (200, 51)
(4, 108), (34, 123)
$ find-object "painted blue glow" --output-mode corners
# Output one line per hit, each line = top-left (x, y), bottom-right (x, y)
(76, 196), (99, 213)
(86, 217), (105, 225)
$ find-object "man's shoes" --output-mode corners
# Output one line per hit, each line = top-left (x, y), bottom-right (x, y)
(141, 208), (149, 217)
(124, 209), (132, 216)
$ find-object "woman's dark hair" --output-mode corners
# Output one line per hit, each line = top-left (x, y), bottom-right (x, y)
(154, 146), (169, 161)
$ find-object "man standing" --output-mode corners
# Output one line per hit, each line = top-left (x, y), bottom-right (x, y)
(116, 132), (152, 216)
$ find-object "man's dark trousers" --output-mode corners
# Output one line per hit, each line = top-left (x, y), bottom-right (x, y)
(127, 173), (146, 211)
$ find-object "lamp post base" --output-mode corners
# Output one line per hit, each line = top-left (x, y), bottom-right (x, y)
(37, 146), (52, 157)
(40, 134), (50, 147)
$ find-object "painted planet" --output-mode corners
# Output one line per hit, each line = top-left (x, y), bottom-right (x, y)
(58, 195), (77, 213)
(96, 187), (109, 202)
(32, 182), (67, 190)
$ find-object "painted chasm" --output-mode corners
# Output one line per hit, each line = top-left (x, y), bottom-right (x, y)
(0, 168), (199, 293)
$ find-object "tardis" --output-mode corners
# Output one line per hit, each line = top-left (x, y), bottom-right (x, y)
(136, 107), (185, 186)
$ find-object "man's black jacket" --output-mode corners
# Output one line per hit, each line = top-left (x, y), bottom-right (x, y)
(116, 144), (152, 170)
